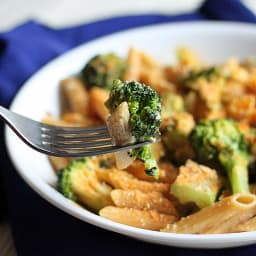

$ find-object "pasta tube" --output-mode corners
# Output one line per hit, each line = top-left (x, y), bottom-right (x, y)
(111, 189), (178, 216)
(122, 47), (141, 81)
(100, 206), (176, 230)
(97, 168), (169, 194)
(162, 194), (256, 234)
(231, 216), (256, 232)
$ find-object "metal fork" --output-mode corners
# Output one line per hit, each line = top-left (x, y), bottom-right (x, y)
(0, 106), (153, 157)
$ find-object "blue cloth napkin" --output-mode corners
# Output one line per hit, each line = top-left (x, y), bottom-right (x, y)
(0, 0), (256, 255)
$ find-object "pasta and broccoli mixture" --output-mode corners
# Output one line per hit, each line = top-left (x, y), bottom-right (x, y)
(44, 46), (256, 234)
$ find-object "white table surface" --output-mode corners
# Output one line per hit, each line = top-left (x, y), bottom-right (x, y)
(0, 0), (256, 255)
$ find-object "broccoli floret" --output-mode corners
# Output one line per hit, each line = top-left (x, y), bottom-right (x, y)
(182, 66), (220, 87)
(189, 119), (250, 194)
(161, 112), (195, 165)
(58, 158), (112, 212)
(105, 79), (161, 142)
(105, 79), (161, 178)
(161, 92), (184, 120)
(81, 53), (126, 90)
(130, 145), (159, 179)
(171, 160), (223, 208)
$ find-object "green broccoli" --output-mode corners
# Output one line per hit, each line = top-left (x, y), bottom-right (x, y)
(105, 79), (161, 142)
(180, 66), (224, 121)
(161, 92), (184, 120)
(129, 145), (159, 178)
(58, 158), (112, 212)
(81, 53), (126, 90)
(189, 119), (250, 194)
(181, 66), (220, 88)
(170, 160), (223, 208)
(161, 112), (195, 165)
(105, 79), (161, 178)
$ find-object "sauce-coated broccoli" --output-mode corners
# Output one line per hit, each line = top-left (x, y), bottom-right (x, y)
(171, 160), (223, 208)
(81, 53), (126, 90)
(182, 66), (220, 87)
(58, 158), (112, 211)
(161, 112), (195, 165)
(161, 92), (184, 120)
(189, 119), (250, 193)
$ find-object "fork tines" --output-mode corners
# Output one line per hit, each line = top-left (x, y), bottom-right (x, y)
(39, 123), (151, 157)
(40, 124), (112, 155)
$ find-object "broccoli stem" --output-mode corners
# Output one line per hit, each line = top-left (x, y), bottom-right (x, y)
(229, 164), (249, 194)
(144, 158), (159, 179)
(219, 152), (249, 194)
(131, 145), (159, 179)
(190, 119), (250, 195)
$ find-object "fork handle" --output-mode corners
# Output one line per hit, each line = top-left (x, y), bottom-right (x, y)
(0, 106), (12, 125)
(0, 105), (34, 142)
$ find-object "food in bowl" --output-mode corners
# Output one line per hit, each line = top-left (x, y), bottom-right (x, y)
(43, 46), (256, 234)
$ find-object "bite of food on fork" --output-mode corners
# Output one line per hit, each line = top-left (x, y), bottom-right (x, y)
(105, 79), (161, 178)
(0, 104), (157, 158)
(0, 79), (160, 162)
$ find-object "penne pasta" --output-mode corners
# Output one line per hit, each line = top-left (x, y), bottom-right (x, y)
(111, 189), (178, 216)
(122, 47), (141, 81)
(231, 215), (256, 232)
(162, 194), (256, 234)
(89, 87), (109, 121)
(99, 206), (176, 230)
(96, 168), (169, 194)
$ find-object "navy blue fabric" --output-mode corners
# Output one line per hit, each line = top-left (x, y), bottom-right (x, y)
(0, 0), (256, 255)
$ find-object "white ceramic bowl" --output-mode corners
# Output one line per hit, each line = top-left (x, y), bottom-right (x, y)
(5, 21), (256, 248)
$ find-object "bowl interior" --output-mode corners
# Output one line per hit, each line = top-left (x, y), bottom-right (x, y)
(5, 21), (256, 248)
